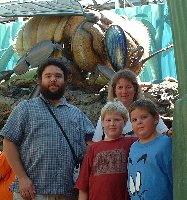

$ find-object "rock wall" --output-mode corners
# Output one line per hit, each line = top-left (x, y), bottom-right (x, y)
(0, 76), (178, 150)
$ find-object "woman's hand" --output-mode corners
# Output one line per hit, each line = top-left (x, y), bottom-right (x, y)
(165, 128), (173, 138)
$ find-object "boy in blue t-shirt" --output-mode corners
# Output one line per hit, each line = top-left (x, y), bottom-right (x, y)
(127, 99), (173, 200)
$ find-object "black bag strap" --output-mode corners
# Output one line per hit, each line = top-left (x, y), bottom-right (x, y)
(40, 97), (78, 163)
(102, 127), (105, 140)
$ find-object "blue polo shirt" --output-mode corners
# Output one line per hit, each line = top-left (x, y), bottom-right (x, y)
(0, 96), (94, 197)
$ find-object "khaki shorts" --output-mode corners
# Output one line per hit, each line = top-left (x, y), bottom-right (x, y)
(13, 192), (77, 200)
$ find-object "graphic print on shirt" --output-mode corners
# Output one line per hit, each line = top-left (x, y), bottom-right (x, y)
(94, 149), (127, 176)
(128, 154), (148, 199)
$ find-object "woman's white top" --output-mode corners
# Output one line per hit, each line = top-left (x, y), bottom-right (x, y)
(92, 114), (168, 142)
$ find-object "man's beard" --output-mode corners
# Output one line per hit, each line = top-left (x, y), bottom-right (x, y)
(40, 84), (65, 100)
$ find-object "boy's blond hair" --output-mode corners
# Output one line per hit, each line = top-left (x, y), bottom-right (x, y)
(101, 99), (128, 121)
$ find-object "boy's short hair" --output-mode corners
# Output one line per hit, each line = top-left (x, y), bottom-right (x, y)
(101, 99), (128, 121)
(129, 99), (158, 116)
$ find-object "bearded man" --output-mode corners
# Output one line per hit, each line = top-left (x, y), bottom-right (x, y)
(1, 58), (94, 200)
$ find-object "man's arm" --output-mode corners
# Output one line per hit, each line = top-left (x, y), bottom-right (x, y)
(3, 138), (36, 200)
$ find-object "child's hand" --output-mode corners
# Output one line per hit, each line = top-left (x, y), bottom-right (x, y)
(165, 128), (173, 138)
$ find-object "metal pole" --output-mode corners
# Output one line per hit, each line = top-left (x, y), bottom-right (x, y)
(18, 0), (24, 22)
(115, 0), (120, 9)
